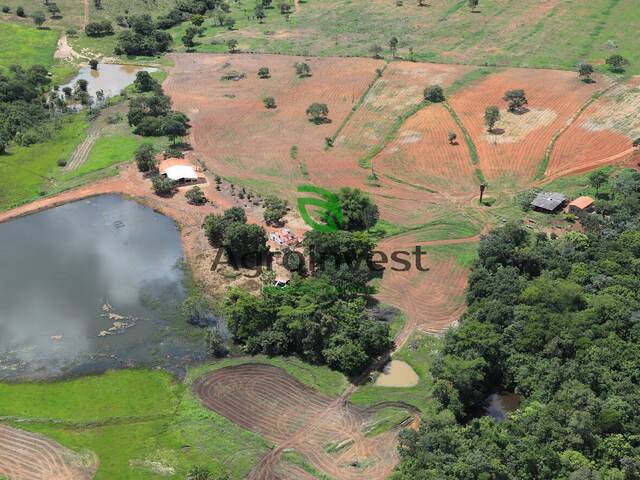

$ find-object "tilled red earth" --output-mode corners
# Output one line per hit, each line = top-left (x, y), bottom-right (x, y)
(193, 364), (415, 480)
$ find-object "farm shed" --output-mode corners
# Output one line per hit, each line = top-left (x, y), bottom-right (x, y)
(530, 192), (567, 213)
(161, 165), (198, 184)
(567, 196), (595, 214)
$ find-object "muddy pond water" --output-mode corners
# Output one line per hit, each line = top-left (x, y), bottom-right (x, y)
(0, 195), (205, 380)
(484, 391), (522, 421)
(60, 64), (158, 99)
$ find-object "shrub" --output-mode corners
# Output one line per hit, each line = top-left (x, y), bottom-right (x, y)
(151, 174), (176, 196)
(263, 195), (288, 225)
(186, 186), (207, 205)
(263, 96), (276, 109)
(2, 6), (10, 13)
(257, 67), (270, 78)
(16, 6), (25, 17)
(85, 20), (114, 37)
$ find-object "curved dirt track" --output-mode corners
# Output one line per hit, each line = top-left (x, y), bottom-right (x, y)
(193, 364), (412, 480)
(0, 424), (96, 480)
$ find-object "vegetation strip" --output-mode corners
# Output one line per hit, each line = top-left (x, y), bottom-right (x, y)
(442, 101), (486, 185)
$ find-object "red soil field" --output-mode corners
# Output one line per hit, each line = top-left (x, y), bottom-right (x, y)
(193, 364), (414, 480)
(547, 78), (640, 179)
(164, 53), (383, 200)
(448, 68), (604, 185)
(375, 233), (472, 343)
(0, 424), (97, 480)
(375, 102), (479, 197)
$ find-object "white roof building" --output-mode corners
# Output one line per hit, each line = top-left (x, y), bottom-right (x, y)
(162, 165), (198, 182)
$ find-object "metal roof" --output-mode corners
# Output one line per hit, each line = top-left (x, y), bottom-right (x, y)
(530, 191), (567, 211)
(568, 196), (594, 209)
(162, 165), (198, 181)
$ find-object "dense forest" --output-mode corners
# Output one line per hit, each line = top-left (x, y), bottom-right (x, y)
(394, 169), (640, 480)
(0, 64), (52, 153)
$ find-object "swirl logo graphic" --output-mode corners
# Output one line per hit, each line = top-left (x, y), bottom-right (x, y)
(297, 185), (343, 232)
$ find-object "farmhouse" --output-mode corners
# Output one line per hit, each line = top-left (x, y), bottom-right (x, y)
(530, 191), (567, 213)
(567, 196), (595, 214)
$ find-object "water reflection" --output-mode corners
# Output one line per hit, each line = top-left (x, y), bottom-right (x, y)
(0, 195), (204, 379)
(484, 391), (522, 421)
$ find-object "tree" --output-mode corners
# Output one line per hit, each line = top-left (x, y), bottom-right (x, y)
(448, 131), (457, 145)
(206, 328), (228, 358)
(424, 85), (445, 102)
(88, 59), (98, 70)
(225, 17), (235, 29)
(161, 113), (190, 144)
(279, 2), (292, 15)
(223, 223), (268, 264)
(257, 67), (270, 78)
(47, 3), (61, 18)
(484, 105), (501, 132)
(32, 10), (45, 27)
(93, 0), (102, 9)
(468, 0), (479, 11)
(85, 20), (114, 37)
(76, 78), (88, 92)
(224, 207), (247, 224)
(151, 174), (176, 196)
(263, 195), (288, 225)
(578, 62), (594, 82)
(389, 36), (398, 57)
(203, 214), (227, 245)
(294, 62), (311, 77)
(133, 71), (158, 92)
(182, 26), (198, 48)
(227, 38), (238, 53)
(263, 96), (276, 108)
(370, 44), (383, 59)
(606, 54), (629, 73)
(135, 143), (157, 172)
(255, 4), (265, 22)
(186, 186), (207, 205)
(588, 169), (609, 193)
(336, 187), (379, 231)
(633, 138), (640, 148)
(190, 14), (204, 26)
(16, 6), (25, 16)
(503, 89), (528, 113)
(306, 102), (329, 124)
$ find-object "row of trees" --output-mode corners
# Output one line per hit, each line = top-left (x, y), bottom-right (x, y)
(395, 170), (640, 479)
(114, 14), (173, 56)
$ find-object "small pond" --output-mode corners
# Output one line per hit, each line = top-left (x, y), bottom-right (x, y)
(375, 360), (419, 387)
(60, 63), (158, 99)
(0, 195), (205, 380)
(484, 391), (522, 421)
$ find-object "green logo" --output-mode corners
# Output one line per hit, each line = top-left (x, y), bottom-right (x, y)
(297, 185), (343, 232)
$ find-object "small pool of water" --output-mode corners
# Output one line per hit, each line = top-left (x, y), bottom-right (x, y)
(0, 195), (205, 380)
(60, 64), (158, 99)
(484, 391), (522, 421)
(375, 360), (419, 387)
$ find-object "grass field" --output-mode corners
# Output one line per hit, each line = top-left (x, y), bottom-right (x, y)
(0, 355), (350, 479)
(0, 20), (58, 67)
(0, 115), (89, 211)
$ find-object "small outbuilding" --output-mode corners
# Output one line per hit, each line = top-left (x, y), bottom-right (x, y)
(530, 191), (567, 213)
(161, 165), (198, 184)
(567, 196), (595, 214)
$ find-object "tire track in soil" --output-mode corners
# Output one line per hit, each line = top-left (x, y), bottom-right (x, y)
(64, 126), (100, 171)
(0, 424), (97, 480)
(193, 364), (412, 480)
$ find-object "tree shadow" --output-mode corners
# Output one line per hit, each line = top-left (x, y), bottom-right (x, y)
(510, 107), (530, 116)
(488, 128), (505, 135)
(309, 117), (332, 125)
(581, 78), (596, 84)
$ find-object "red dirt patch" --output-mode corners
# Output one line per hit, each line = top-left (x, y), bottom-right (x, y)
(193, 364), (413, 480)
(449, 68), (604, 184)
(0, 424), (97, 480)
(375, 103), (479, 197)
(547, 78), (640, 178)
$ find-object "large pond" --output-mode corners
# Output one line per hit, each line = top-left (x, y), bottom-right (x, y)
(60, 64), (158, 99)
(0, 195), (205, 380)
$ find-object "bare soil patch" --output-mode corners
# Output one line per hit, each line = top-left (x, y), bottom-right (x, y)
(0, 424), (97, 480)
(193, 363), (415, 480)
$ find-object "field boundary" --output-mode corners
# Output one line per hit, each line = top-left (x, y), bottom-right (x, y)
(442, 101), (486, 185)
(327, 62), (389, 148)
